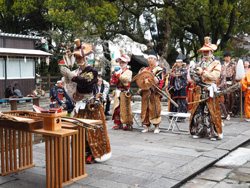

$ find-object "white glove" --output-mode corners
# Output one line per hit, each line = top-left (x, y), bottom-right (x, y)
(62, 76), (71, 84)
(196, 67), (203, 75)
(60, 66), (75, 80)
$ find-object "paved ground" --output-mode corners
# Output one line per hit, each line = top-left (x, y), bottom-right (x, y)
(181, 141), (250, 188)
(0, 96), (250, 188)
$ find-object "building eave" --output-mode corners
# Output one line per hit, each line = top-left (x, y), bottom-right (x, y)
(0, 48), (52, 57)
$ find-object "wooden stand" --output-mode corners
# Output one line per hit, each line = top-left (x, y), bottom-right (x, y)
(0, 128), (35, 176)
(0, 111), (89, 188)
(33, 128), (83, 188)
(40, 111), (68, 131)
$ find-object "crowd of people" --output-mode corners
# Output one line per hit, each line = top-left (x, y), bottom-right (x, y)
(108, 36), (249, 141)
(48, 36), (249, 163)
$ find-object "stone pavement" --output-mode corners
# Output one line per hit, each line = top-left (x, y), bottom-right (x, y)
(0, 97), (250, 188)
(181, 142), (250, 188)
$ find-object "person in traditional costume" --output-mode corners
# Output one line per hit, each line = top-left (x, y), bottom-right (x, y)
(110, 55), (133, 130)
(242, 58), (250, 114)
(60, 39), (111, 163)
(244, 58), (250, 73)
(168, 56), (188, 117)
(159, 58), (170, 89)
(159, 61), (167, 75)
(189, 36), (223, 141)
(49, 80), (74, 113)
(186, 61), (196, 111)
(242, 69), (250, 122)
(139, 49), (164, 134)
(217, 51), (237, 120)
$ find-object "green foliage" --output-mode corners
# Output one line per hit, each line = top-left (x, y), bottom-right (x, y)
(0, 0), (49, 33)
(12, 0), (38, 15)
(45, 0), (83, 31)
(214, 48), (250, 62)
(46, 0), (118, 36)
(1, 0), (250, 73)
(85, 1), (118, 34)
(213, 51), (224, 61)
(232, 48), (249, 59)
(160, 0), (250, 60)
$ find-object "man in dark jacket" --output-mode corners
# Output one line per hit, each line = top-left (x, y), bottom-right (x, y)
(94, 76), (112, 116)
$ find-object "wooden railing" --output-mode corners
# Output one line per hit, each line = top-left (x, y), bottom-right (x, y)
(37, 74), (61, 91)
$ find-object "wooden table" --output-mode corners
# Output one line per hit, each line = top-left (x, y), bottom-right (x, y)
(0, 123), (88, 188)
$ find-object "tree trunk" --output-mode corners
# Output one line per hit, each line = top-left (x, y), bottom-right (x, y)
(101, 37), (111, 77)
(161, 12), (171, 60)
(219, 8), (235, 50)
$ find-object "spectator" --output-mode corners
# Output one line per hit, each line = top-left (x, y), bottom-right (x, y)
(11, 81), (23, 98)
(244, 57), (250, 73)
(94, 76), (112, 116)
(4, 85), (14, 98)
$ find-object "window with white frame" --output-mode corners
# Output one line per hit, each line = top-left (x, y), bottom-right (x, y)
(7, 58), (21, 78)
(6, 57), (35, 78)
(21, 59), (35, 78)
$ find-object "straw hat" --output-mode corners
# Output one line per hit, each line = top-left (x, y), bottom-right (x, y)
(198, 36), (217, 52)
(73, 39), (94, 57)
(115, 54), (131, 63)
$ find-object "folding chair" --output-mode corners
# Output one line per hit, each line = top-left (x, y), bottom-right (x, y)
(171, 113), (190, 134)
(160, 111), (176, 130)
(132, 110), (143, 127)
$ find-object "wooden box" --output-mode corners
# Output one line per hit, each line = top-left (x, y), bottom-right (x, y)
(0, 116), (43, 131)
(39, 111), (68, 131)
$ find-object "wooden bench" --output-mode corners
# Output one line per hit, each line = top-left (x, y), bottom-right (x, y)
(1, 97), (40, 110)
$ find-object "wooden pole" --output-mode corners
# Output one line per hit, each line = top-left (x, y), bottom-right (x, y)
(47, 74), (51, 90)
(4, 56), (7, 90)
(241, 87), (243, 122)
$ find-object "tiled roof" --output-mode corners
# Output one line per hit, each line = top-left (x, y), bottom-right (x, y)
(0, 32), (43, 40)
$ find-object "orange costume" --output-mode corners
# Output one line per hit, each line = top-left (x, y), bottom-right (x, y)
(242, 71), (250, 120)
